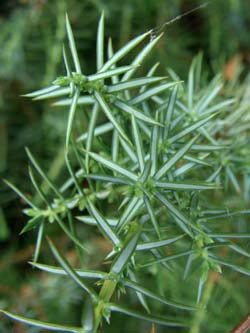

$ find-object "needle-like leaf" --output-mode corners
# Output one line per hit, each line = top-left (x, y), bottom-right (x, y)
(33, 222), (44, 263)
(65, 14), (82, 74)
(188, 59), (194, 110)
(54, 215), (89, 252)
(99, 31), (150, 72)
(123, 279), (196, 311)
(155, 181), (220, 191)
(28, 166), (49, 205)
(83, 173), (132, 185)
(26, 148), (63, 199)
(137, 235), (183, 251)
(1, 310), (82, 333)
(77, 122), (113, 142)
(111, 228), (141, 274)
(202, 98), (235, 116)
(30, 262), (108, 279)
(150, 111), (160, 176)
(66, 88), (80, 152)
(86, 103), (99, 172)
(97, 12), (104, 71)
(112, 129), (119, 162)
(87, 199), (121, 246)
(155, 192), (194, 236)
(54, 95), (94, 106)
(114, 99), (162, 126)
(107, 303), (188, 327)
(164, 85), (178, 139)
(86, 150), (138, 182)
(107, 77), (167, 93)
(131, 113), (144, 172)
(169, 113), (216, 144)
(23, 85), (60, 98)
(209, 233), (250, 239)
(94, 90), (131, 144)
(48, 238), (97, 298)
(88, 65), (137, 82)
(195, 83), (223, 114)
(143, 195), (161, 239)
(117, 196), (143, 231)
(155, 136), (197, 180)
(82, 297), (95, 333)
(140, 249), (194, 268)
(33, 87), (71, 100)
(121, 33), (163, 81)
(128, 270), (150, 313)
(4, 179), (37, 209)
(20, 215), (43, 234)
(209, 256), (250, 276)
(77, 215), (118, 227)
(130, 81), (181, 105)
(107, 38), (119, 84)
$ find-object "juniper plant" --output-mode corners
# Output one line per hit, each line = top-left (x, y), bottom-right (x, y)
(2, 13), (250, 333)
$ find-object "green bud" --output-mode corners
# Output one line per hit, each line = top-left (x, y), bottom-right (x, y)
(72, 73), (88, 86)
(209, 260), (222, 273)
(102, 307), (111, 324)
(53, 76), (71, 86)
(23, 208), (39, 217)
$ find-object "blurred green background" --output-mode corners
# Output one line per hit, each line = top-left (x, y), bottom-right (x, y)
(0, 0), (250, 332)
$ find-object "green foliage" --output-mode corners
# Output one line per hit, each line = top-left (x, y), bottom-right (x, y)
(2, 12), (250, 333)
